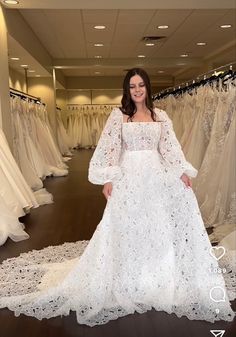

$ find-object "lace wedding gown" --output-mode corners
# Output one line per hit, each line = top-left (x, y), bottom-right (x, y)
(0, 108), (234, 326)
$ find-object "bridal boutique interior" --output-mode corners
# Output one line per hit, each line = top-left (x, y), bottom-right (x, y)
(0, 0), (235, 336)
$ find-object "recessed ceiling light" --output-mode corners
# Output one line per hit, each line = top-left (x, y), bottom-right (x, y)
(220, 24), (232, 28)
(94, 25), (106, 30)
(28, 70), (35, 73)
(197, 42), (206, 46)
(180, 54), (188, 57)
(94, 43), (104, 47)
(20, 64), (28, 67)
(94, 55), (102, 58)
(4, 0), (19, 4)
(138, 55), (146, 58)
(158, 70), (164, 73)
(10, 57), (20, 60)
(146, 43), (155, 46)
(157, 25), (169, 29)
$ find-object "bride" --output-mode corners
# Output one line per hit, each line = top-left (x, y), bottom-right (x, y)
(0, 68), (234, 327)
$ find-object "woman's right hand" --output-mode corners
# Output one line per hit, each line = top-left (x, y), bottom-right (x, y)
(102, 182), (113, 200)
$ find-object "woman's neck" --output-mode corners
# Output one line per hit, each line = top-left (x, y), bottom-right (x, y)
(135, 103), (149, 114)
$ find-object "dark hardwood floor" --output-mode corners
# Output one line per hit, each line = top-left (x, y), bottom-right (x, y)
(0, 149), (235, 337)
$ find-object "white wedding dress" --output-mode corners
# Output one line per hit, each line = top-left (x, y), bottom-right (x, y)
(0, 108), (234, 326)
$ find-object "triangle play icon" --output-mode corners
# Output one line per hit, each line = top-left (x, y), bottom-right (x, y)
(210, 330), (225, 337)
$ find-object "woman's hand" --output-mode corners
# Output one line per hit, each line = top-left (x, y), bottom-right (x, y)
(102, 182), (113, 200)
(180, 173), (192, 188)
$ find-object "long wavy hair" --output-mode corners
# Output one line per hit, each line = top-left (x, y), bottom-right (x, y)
(120, 68), (156, 122)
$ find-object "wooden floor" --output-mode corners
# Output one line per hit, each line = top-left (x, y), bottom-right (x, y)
(0, 149), (235, 337)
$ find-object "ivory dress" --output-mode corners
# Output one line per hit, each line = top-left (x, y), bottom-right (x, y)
(0, 108), (234, 326)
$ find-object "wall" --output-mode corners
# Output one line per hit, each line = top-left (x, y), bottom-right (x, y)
(66, 89), (122, 105)
(9, 67), (27, 92)
(28, 76), (56, 131)
(0, 5), (12, 148)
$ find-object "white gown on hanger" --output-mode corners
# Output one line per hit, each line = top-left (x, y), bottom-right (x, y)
(0, 194), (29, 246)
(195, 87), (236, 227)
(0, 128), (39, 217)
(0, 108), (234, 326)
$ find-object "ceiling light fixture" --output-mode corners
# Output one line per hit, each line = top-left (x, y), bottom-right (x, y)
(95, 72), (101, 74)
(138, 55), (146, 58)
(10, 57), (20, 60)
(20, 64), (28, 68)
(180, 54), (188, 57)
(94, 25), (106, 30)
(28, 70), (35, 73)
(94, 55), (102, 58)
(157, 25), (169, 29)
(35, 75), (41, 77)
(220, 24), (232, 28)
(158, 70), (164, 73)
(146, 43), (155, 46)
(197, 42), (206, 46)
(4, 0), (19, 4)
(94, 43), (104, 47)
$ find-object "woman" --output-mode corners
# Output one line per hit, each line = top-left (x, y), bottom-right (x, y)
(0, 68), (234, 326)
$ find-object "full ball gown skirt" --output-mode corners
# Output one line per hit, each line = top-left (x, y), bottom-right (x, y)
(0, 108), (234, 326)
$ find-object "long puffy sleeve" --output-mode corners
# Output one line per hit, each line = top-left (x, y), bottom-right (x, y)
(88, 108), (122, 185)
(157, 109), (198, 178)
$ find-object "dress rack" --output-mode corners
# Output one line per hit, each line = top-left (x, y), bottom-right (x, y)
(10, 87), (44, 105)
(153, 61), (236, 100)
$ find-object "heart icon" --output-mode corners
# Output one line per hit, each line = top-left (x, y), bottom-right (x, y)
(209, 246), (226, 261)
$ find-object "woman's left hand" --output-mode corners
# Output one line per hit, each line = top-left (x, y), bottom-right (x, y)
(180, 173), (192, 188)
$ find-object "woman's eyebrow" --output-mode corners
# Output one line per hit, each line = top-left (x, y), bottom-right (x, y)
(130, 82), (145, 85)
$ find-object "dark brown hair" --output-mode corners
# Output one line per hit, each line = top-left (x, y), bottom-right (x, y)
(120, 68), (156, 121)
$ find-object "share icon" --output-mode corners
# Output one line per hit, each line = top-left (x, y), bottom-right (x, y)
(210, 330), (225, 337)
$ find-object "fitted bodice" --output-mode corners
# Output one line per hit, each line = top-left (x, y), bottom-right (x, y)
(122, 122), (161, 151)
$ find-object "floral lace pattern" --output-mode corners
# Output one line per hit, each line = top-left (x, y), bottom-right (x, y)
(0, 108), (235, 326)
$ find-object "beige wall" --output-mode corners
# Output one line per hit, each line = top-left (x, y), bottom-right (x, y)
(66, 76), (124, 90)
(9, 67), (27, 92)
(66, 89), (122, 105)
(5, 9), (52, 74)
(28, 77), (56, 131)
(0, 5), (12, 148)
(56, 89), (67, 110)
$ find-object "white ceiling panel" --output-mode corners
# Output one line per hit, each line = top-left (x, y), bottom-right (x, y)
(63, 68), (90, 76)
(13, 7), (236, 81)
(3, 0), (236, 9)
(144, 10), (193, 36)
(84, 24), (115, 44)
(117, 10), (155, 24)
(112, 23), (149, 44)
(82, 10), (118, 23)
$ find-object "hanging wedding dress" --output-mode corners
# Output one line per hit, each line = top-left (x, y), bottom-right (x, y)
(10, 97), (54, 205)
(182, 86), (210, 170)
(0, 194), (29, 246)
(0, 128), (38, 217)
(195, 85), (236, 227)
(56, 113), (72, 156)
(0, 108), (234, 326)
(11, 98), (43, 191)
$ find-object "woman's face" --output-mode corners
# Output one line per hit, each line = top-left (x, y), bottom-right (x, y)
(129, 75), (147, 104)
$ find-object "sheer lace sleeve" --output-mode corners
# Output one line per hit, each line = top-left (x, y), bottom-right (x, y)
(88, 108), (122, 185)
(157, 109), (198, 178)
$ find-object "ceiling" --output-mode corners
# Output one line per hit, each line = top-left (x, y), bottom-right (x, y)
(3, 0), (236, 86)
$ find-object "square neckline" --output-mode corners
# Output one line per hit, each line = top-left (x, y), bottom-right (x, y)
(120, 108), (162, 124)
